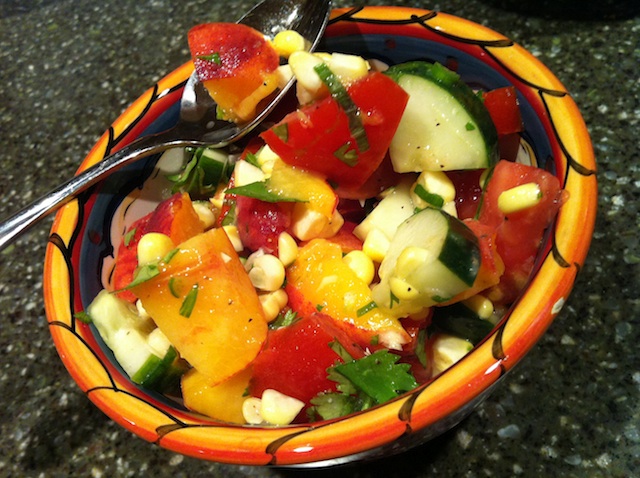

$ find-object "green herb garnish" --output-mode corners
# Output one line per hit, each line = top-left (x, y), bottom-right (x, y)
(272, 123), (289, 142)
(334, 143), (359, 167)
(332, 350), (418, 404)
(413, 184), (445, 208)
(197, 52), (222, 65)
(389, 291), (400, 309)
(179, 284), (199, 318)
(308, 349), (418, 421)
(356, 301), (377, 318)
(270, 309), (300, 329)
(167, 147), (231, 199)
(313, 62), (369, 153)
(74, 311), (92, 324)
(168, 277), (182, 298)
(226, 181), (303, 203)
(126, 263), (161, 289)
(124, 228), (137, 247)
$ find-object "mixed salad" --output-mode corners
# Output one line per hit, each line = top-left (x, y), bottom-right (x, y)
(82, 22), (566, 426)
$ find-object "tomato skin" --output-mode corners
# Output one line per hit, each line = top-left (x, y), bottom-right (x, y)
(482, 87), (524, 162)
(188, 23), (279, 122)
(235, 196), (292, 254)
(448, 169), (485, 220)
(261, 72), (409, 190)
(478, 160), (565, 303)
(482, 87), (523, 136)
(249, 314), (363, 413)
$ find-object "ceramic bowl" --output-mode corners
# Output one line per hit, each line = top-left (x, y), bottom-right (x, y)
(44, 6), (597, 467)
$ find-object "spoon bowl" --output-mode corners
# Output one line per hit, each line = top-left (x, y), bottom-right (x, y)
(0, 0), (331, 251)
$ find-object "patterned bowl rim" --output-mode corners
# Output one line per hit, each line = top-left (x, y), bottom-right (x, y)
(43, 6), (597, 466)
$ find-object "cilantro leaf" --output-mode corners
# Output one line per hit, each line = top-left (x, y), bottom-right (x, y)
(332, 350), (418, 405)
(308, 349), (419, 422)
(270, 309), (300, 329)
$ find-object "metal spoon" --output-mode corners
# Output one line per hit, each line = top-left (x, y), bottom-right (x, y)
(0, 0), (331, 251)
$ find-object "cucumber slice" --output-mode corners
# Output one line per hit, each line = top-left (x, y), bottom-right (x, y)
(352, 175), (416, 242)
(86, 291), (187, 393)
(385, 62), (498, 173)
(371, 208), (480, 317)
(432, 302), (495, 345)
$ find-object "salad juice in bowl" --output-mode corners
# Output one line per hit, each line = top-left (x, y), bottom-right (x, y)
(43, 6), (597, 466)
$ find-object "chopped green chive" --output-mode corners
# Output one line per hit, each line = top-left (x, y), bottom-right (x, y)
(272, 123), (289, 142)
(465, 121), (476, 131)
(168, 277), (182, 298)
(334, 143), (359, 167)
(180, 284), (199, 318)
(124, 228), (137, 247)
(389, 291), (400, 309)
(413, 184), (445, 208)
(329, 340), (354, 363)
(74, 311), (92, 324)
(356, 301), (377, 317)
(313, 63), (369, 153)
(162, 248), (180, 264)
(197, 52), (222, 65)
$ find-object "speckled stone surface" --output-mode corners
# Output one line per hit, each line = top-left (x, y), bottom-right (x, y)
(0, 1), (638, 476)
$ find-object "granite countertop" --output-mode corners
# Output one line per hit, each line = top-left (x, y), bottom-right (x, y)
(0, 1), (638, 476)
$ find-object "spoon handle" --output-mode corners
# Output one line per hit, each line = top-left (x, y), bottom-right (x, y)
(0, 131), (205, 251)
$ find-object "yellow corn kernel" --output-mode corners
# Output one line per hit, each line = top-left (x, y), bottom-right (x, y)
(326, 52), (370, 84)
(362, 228), (391, 263)
(343, 250), (375, 285)
(277, 232), (298, 267)
(222, 225), (244, 252)
(442, 200), (458, 218)
(272, 30), (309, 58)
(389, 277), (420, 301)
(256, 145), (280, 178)
(313, 52), (333, 62)
(242, 397), (264, 425)
(289, 51), (326, 104)
(192, 200), (217, 229)
(316, 209), (344, 239)
(290, 208), (327, 241)
(275, 64), (294, 90)
(248, 254), (286, 292)
(462, 295), (494, 320)
(209, 183), (227, 211)
(395, 246), (432, 279)
(137, 233), (175, 267)
(260, 389), (305, 426)
(432, 334), (474, 376)
(497, 182), (542, 214)
(234, 159), (265, 187)
(258, 289), (289, 323)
